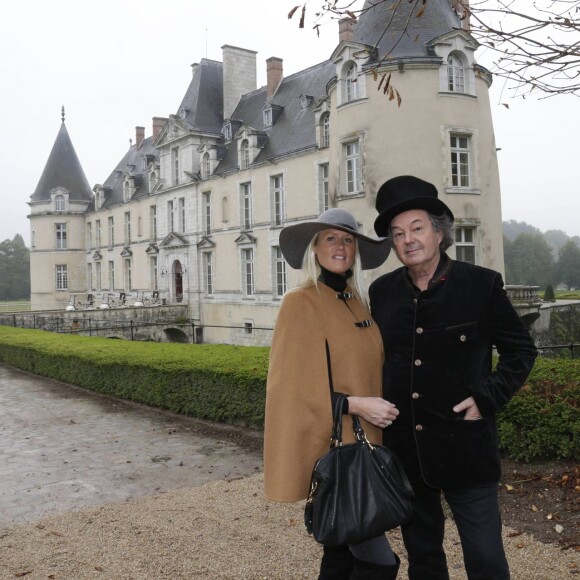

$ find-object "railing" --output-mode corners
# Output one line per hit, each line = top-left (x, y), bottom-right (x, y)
(537, 342), (580, 359)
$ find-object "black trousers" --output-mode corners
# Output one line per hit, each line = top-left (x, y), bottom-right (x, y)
(402, 480), (510, 580)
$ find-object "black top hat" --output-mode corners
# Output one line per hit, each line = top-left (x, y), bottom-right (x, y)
(374, 175), (454, 236)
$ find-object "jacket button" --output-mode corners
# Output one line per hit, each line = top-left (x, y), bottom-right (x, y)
(416, 327), (423, 334)
(415, 424), (423, 431)
(414, 359), (422, 366)
(413, 298), (418, 305)
(412, 392), (420, 399)
(460, 334), (467, 342)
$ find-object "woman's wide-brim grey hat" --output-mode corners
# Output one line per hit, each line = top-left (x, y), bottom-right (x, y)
(279, 208), (391, 270)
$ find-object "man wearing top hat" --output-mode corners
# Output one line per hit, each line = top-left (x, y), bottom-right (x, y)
(369, 176), (537, 579)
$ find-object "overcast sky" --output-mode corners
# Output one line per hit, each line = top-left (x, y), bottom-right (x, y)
(1, 0), (578, 246)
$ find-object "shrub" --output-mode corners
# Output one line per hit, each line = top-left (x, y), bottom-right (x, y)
(543, 284), (555, 301)
(497, 358), (579, 461)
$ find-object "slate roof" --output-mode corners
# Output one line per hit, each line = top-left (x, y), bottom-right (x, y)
(98, 136), (158, 210)
(178, 59), (224, 134)
(215, 60), (336, 174)
(353, 0), (462, 60)
(31, 121), (92, 202)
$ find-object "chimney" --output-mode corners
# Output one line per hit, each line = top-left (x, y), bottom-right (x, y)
(222, 45), (257, 119)
(152, 117), (168, 142)
(339, 17), (356, 43)
(135, 126), (145, 148)
(266, 57), (283, 99)
(191, 62), (199, 78)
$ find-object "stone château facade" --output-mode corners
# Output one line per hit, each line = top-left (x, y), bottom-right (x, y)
(28, 0), (505, 345)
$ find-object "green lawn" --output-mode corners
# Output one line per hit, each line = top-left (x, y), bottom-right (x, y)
(0, 301), (31, 313)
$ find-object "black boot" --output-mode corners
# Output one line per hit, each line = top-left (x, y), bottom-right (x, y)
(318, 544), (355, 580)
(350, 554), (400, 579)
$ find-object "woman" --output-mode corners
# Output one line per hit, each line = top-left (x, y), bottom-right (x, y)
(264, 208), (400, 579)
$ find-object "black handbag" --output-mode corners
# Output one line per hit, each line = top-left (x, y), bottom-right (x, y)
(304, 393), (414, 546)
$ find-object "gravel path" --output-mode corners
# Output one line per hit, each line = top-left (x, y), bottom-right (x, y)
(1, 473), (577, 579)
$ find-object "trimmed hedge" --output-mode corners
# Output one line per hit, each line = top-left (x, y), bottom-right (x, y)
(0, 327), (578, 460)
(0, 327), (269, 428)
(497, 357), (579, 461)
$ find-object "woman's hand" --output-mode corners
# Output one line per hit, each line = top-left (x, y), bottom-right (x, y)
(347, 396), (399, 429)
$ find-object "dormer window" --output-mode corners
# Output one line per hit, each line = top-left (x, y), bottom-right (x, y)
(300, 94), (314, 109)
(203, 152), (211, 179)
(149, 171), (157, 193)
(447, 53), (465, 92)
(54, 194), (65, 212)
(223, 122), (232, 141)
(321, 113), (330, 148)
(240, 139), (250, 170)
(263, 107), (272, 128)
(346, 63), (359, 102)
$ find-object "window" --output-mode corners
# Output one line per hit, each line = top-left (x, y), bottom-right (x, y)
(31, 230), (36, 248)
(346, 63), (358, 102)
(167, 200), (174, 232)
(203, 252), (214, 295)
(224, 123), (232, 141)
(273, 246), (287, 298)
(203, 153), (211, 179)
(171, 147), (180, 186)
(242, 248), (254, 296)
(344, 140), (361, 194)
(150, 205), (157, 240)
(202, 192), (212, 235)
(271, 174), (285, 226)
(95, 220), (101, 249)
(263, 107), (272, 127)
(137, 217), (143, 237)
(149, 171), (157, 192)
(240, 139), (250, 170)
(54, 194), (65, 211)
(95, 261), (102, 291)
(86, 222), (92, 250)
(150, 257), (158, 291)
(55, 223), (67, 249)
(455, 226), (477, 264)
(123, 181), (128, 202)
(222, 196), (229, 225)
(178, 197), (186, 233)
(108, 217), (114, 248)
(87, 263), (93, 291)
(318, 163), (330, 211)
(124, 259), (132, 291)
(240, 182), (253, 230)
(56, 265), (68, 290)
(447, 54), (465, 93)
(244, 321), (254, 335)
(108, 260), (115, 291)
(124, 212), (131, 245)
(321, 113), (330, 148)
(450, 134), (471, 187)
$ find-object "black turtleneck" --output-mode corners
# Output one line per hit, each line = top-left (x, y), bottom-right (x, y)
(318, 266), (352, 292)
(318, 265), (351, 415)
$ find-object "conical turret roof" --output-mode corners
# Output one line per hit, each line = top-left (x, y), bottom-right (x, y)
(353, 0), (462, 59)
(31, 118), (92, 202)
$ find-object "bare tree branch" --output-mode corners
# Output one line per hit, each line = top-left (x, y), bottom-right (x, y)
(289, 0), (580, 98)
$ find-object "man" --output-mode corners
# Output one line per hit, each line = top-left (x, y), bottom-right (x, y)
(369, 175), (537, 580)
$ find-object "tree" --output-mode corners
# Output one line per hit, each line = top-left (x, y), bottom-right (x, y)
(291, 0), (580, 98)
(555, 239), (580, 288)
(503, 219), (542, 242)
(0, 234), (30, 300)
(544, 229), (570, 259)
(507, 232), (554, 286)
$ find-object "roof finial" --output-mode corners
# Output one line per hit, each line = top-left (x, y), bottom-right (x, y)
(61, 105), (65, 122)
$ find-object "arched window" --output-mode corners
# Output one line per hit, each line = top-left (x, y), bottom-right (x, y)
(346, 63), (358, 102)
(240, 139), (250, 170)
(203, 152), (211, 179)
(447, 54), (465, 92)
(54, 194), (65, 211)
(149, 171), (157, 192)
(321, 113), (330, 148)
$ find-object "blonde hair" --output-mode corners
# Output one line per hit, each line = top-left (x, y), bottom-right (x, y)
(296, 233), (369, 308)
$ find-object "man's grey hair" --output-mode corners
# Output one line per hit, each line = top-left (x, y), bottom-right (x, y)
(428, 212), (455, 251)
